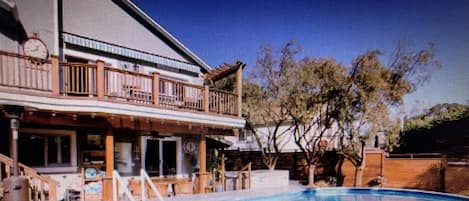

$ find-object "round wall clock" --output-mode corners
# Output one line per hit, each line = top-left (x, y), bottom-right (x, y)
(183, 138), (198, 154)
(22, 35), (49, 59)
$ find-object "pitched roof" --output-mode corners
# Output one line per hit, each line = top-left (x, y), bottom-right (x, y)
(115, 0), (212, 72)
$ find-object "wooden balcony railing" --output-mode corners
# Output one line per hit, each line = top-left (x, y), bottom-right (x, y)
(209, 89), (238, 116)
(0, 51), (241, 117)
(159, 78), (204, 111)
(104, 67), (153, 104)
(60, 62), (97, 96)
(0, 51), (52, 92)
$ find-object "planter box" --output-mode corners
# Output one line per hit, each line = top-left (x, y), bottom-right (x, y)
(225, 170), (289, 190)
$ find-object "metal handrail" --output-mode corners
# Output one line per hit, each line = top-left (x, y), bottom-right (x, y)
(112, 170), (137, 201)
(140, 168), (165, 201)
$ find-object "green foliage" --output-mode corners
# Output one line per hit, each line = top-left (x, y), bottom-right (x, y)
(404, 103), (469, 131)
(396, 103), (469, 159)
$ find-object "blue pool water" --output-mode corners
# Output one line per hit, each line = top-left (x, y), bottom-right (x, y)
(230, 188), (469, 201)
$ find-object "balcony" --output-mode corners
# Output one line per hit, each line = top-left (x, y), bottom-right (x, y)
(0, 51), (241, 118)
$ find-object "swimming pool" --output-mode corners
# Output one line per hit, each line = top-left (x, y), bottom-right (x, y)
(229, 188), (469, 201)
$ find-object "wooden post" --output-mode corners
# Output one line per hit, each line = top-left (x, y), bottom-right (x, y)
(203, 85), (209, 112)
(105, 128), (114, 176)
(221, 153), (225, 191)
(235, 66), (242, 117)
(48, 181), (57, 201)
(96, 60), (105, 98)
(197, 134), (207, 193)
(51, 55), (60, 95)
(153, 72), (159, 106)
(248, 163), (252, 189)
(199, 135), (206, 173)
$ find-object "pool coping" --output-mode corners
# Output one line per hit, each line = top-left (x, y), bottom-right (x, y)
(162, 187), (469, 201)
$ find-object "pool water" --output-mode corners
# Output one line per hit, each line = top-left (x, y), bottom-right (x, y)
(231, 188), (469, 201)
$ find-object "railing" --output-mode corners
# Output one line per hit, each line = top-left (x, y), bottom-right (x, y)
(0, 51), (241, 117)
(61, 62), (97, 96)
(105, 67), (153, 104)
(112, 170), (137, 201)
(0, 51), (52, 92)
(0, 153), (58, 201)
(209, 89), (238, 116)
(159, 78), (204, 111)
(140, 169), (165, 201)
(236, 162), (252, 190)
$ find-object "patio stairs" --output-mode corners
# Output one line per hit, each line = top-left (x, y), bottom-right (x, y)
(0, 153), (58, 201)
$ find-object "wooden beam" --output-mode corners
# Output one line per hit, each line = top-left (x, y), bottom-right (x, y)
(203, 85), (209, 112)
(96, 60), (105, 98)
(51, 55), (59, 95)
(152, 72), (159, 106)
(236, 65), (242, 117)
(199, 134), (206, 173)
(22, 112), (107, 128)
(105, 128), (114, 176)
(197, 134), (208, 193)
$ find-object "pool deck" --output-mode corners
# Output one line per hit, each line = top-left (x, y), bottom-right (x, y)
(162, 183), (306, 201)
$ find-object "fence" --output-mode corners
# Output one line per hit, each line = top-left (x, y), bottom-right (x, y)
(223, 149), (469, 196)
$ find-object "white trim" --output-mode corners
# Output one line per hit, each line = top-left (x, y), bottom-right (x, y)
(53, 0), (58, 55)
(0, 0), (14, 11)
(34, 166), (78, 173)
(18, 128), (77, 173)
(0, 92), (245, 128)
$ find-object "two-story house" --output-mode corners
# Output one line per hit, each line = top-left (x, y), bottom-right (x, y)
(0, 0), (244, 200)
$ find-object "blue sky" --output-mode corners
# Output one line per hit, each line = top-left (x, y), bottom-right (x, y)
(133, 0), (469, 111)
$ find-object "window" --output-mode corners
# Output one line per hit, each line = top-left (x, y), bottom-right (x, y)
(239, 129), (253, 141)
(18, 128), (77, 172)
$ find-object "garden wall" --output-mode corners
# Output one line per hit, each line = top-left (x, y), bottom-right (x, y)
(445, 163), (469, 195)
(224, 149), (469, 196)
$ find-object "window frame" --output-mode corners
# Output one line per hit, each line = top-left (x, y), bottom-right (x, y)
(19, 128), (77, 173)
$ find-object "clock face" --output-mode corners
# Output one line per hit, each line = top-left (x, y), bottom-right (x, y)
(183, 139), (198, 154)
(23, 37), (48, 59)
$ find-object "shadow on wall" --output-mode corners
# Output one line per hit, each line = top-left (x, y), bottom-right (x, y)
(445, 164), (469, 196)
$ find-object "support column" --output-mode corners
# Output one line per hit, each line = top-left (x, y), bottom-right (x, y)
(10, 118), (19, 176)
(96, 60), (105, 98)
(197, 134), (208, 193)
(235, 66), (243, 117)
(51, 55), (60, 96)
(152, 72), (159, 106)
(105, 128), (114, 176)
(203, 85), (209, 112)
(199, 134), (206, 173)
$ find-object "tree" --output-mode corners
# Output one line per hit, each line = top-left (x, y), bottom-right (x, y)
(241, 43), (297, 170)
(335, 43), (440, 186)
(285, 57), (348, 186)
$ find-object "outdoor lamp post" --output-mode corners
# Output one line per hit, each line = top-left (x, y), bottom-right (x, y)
(2, 105), (29, 201)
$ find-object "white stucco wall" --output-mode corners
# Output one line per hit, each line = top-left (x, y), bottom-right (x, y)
(227, 124), (339, 152)
(0, 32), (18, 53)
(15, 0), (55, 53)
(62, 0), (191, 63)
